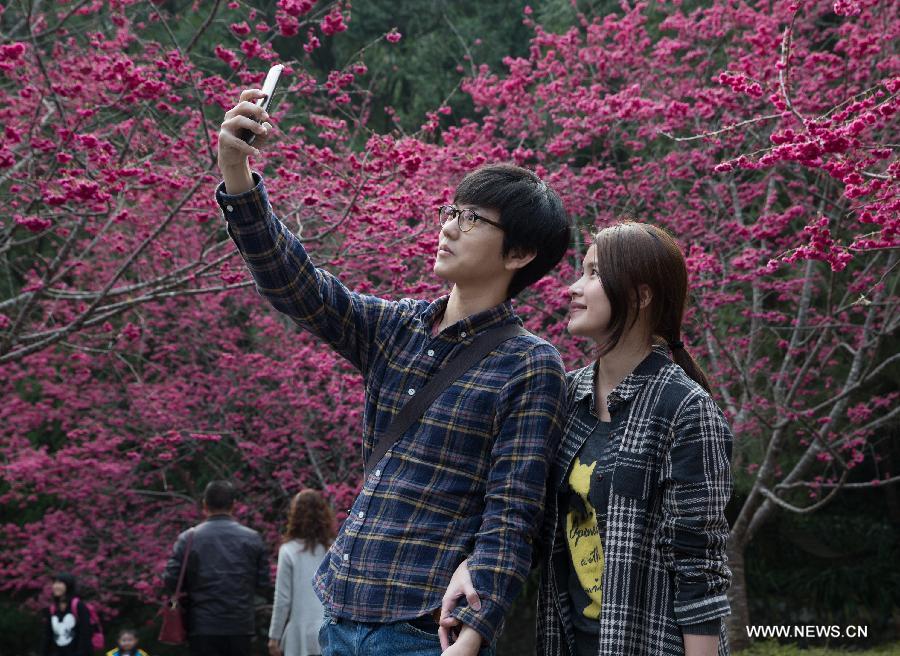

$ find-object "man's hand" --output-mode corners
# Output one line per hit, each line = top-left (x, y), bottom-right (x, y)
(438, 559), (481, 650)
(267, 638), (283, 656)
(218, 89), (277, 193)
(441, 625), (483, 656)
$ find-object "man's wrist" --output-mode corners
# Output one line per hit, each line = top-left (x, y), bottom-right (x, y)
(220, 162), (253, 195)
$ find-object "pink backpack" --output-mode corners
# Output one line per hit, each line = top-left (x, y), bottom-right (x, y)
(50, 597), (104, 651)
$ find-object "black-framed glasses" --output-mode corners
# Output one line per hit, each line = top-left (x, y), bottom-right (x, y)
(438, 205), (504, 233)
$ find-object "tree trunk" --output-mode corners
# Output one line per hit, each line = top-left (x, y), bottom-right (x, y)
(727, 539), (750, 651)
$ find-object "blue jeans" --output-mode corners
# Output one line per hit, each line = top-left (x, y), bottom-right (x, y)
(319, 613), (495, 656)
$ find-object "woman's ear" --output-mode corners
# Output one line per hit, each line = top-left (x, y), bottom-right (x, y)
(638, 284), (653, 309)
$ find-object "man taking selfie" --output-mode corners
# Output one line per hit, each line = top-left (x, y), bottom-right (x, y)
(216, 86), (571, 656)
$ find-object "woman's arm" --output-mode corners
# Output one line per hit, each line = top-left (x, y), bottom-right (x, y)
(39, 608), (51, 656)
(658, 393), (734, 639)
(268, 545), (293, 643)
(684, 633), (720, 656)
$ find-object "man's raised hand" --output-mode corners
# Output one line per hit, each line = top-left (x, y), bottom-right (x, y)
(217, 89), (276, 170)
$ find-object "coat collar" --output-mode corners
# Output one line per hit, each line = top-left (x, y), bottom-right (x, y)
(205, 514), (235, 522)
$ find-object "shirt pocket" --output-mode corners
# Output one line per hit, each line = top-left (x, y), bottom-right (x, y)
(611, 451), (653, 501)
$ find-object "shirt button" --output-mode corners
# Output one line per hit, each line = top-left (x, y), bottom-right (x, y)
(460, 331), (467, 338)
(427, 349), (435, 357)
(342, 554), (349, 562)
(374, 469), (381, 477)
(407, 388), (415, 396)
(225, 204), (234, 212)
(358, 511), (365, 519)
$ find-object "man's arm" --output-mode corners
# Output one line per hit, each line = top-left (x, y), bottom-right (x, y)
(659, 393), (733, 642)
(216, 89), (402, 375)
(162, 532), (188, 594)
(216, 173), (404, 374)
(449, 342), (566, 645)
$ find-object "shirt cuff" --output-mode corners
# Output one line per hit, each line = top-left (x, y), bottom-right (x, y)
(673, 592), (730, 626)
(681, 617), (722, 636)
(451, 598), (504, 647)
(215, 171), (270, 226)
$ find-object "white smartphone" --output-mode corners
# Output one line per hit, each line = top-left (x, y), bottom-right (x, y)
(242, 64), (283, 145)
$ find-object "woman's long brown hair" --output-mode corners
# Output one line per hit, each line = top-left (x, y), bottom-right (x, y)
(592, 221), (712, 392)
(282, 489), (336, 551)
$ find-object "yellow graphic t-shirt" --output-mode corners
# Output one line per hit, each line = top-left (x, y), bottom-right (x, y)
(565, 418), (612, 631)
(566, 456), (604, 620)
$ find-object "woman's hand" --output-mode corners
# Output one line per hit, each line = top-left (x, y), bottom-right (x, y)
(441, 625), (484, 656)
(438, 558), (482, 650)
(267, 638), (283, 656)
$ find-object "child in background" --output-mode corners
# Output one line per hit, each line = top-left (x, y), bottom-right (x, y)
(105, 629), (148, 656)
(41, 573), (92, 656)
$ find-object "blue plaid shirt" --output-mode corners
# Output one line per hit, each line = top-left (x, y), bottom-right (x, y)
(217, 173), (567, 644)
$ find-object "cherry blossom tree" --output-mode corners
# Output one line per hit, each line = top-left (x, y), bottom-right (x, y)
(458, 0), (897, 645)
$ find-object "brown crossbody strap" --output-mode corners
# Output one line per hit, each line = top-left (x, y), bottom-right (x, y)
(364, 323), (530, 476)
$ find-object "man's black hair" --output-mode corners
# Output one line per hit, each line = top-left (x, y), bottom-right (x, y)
(203, 480), (236, 512)
(453, 163), (571, 299)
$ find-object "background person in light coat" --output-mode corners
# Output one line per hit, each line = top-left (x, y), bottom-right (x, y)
(268, 489), (336, 656)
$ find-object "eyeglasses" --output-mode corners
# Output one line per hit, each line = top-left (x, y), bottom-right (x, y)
(438, 205), (504, 233)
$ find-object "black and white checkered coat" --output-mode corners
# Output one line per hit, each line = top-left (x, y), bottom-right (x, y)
(535, 349), (733, 655)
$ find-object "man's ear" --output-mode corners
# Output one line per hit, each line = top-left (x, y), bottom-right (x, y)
(504, 247), (537, 272)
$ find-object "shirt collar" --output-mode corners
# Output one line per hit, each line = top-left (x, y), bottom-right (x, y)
(573, 345), (672, 412)
(421, 295), (520, 342)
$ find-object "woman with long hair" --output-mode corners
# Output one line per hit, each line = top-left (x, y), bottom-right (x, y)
(440, 222), (733, 656)
(268, 489), (336, 656)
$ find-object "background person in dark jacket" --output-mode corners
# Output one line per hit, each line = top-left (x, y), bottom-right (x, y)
(164, 480), (271, 656)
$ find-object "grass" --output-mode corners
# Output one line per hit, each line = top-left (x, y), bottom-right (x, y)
(738, 641), (900, 655)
